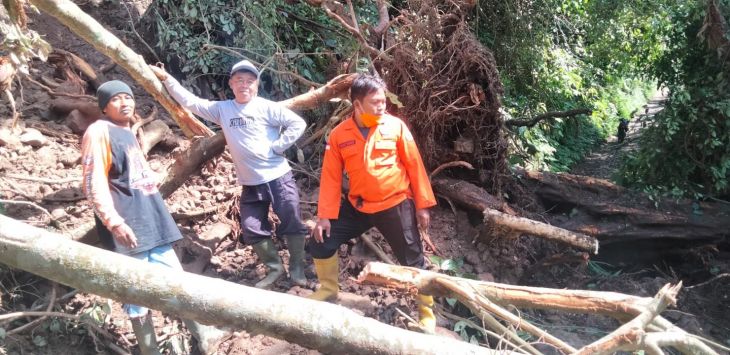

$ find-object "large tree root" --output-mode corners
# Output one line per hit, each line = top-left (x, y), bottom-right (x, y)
(358, 262), (721, 355)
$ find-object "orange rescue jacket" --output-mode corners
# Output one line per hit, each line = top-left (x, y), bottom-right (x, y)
(317, 114), (436, 219)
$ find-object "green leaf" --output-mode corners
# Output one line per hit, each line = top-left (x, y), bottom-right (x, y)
(33, 335), (48, 347)
(49, 319), (62, 333)
(428, 255), (444, 265)
(0, 327), (6, 340)
(445, 297), (457, 307)
(453, 320), (467, 333)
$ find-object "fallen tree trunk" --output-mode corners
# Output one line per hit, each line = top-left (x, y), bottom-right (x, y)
(359, 262), (719, 355)
(29, 0), (213, 138)
(432, 178), (599, 252)
(0, 215), (497, 355)
(432, 177), (517, 215)
(517, 170), (730, 246)
(279, 73), (356, 110)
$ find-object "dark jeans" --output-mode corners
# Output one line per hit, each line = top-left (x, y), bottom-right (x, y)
(239, 171), (307, 244)
(309, 198), (425, 268)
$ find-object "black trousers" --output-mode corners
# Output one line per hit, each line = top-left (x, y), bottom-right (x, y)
(309, 198), (425, 268)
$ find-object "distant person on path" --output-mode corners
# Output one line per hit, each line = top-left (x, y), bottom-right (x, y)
(617, 118), (629, 143)
(81, 80), (229, 355)
(149, 61), (308, 289)
(309, 74), (438, 333)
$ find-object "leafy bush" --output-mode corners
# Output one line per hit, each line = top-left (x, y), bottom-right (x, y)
(620, 1), (730, 197)
(476, 1), (656, 172)
(151, 0), (355, 99)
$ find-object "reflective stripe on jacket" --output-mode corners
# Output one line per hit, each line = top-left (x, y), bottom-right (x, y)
(317, 114), (436, 219)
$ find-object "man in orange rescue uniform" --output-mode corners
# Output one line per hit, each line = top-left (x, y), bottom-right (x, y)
(310, 74), (437, 333)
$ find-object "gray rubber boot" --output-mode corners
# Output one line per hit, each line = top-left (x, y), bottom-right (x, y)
(285, 234), (307, 287)
(251, 239), (285, 289)
(184, 319), (232, 355)
(130, 314), (161, 355)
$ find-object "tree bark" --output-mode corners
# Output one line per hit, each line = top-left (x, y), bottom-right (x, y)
(279, 73), (356, 111)
(0, 215), (498, 355)
(432, 178), (517, 215)
(28, 0), (213, 138)
(483, 208), (599, 253)
(358, 262), (652, 319)
(432, 178), (598, 252)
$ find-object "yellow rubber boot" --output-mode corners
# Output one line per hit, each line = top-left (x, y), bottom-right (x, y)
(417, 294), (436, 334)
(308, 254), (339, 302)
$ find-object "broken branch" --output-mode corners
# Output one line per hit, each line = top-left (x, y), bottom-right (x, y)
(505, 109), (591, 128)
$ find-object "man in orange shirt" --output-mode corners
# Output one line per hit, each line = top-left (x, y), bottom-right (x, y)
(310, 74), (437, 333)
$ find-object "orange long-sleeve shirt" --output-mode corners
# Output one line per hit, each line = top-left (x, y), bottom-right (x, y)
(317, 114), (436, 219)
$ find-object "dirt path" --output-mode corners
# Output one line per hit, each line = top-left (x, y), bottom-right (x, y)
(570, 89), (668, 179)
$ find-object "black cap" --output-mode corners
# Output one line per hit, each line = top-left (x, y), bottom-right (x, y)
(97, 80), (134, 110)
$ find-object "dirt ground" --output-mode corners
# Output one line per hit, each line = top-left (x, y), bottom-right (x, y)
(1, 1), (729, 355)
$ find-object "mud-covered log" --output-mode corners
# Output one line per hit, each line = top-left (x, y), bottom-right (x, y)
(432, 178), (516, 214)
(0, 215), (495, 355)
(484, 208), (599, 253)
(29, 0), (213, 138)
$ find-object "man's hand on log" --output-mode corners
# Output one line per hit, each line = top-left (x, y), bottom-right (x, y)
(148, 63), (169, 81)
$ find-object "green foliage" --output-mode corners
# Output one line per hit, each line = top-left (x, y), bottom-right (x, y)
(152, 0), (357, 99)
(620, 1), (730, 197)
(477, 0), (657, 172)
(0, 16), (51, 74)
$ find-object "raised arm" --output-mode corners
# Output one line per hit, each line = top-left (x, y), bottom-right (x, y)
(149, 64), (222, 125)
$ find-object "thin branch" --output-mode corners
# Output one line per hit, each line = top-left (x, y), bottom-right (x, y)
(505, 109), (592, 127)
(436, 304), (530, 353)
(429, 161), (474, 179)
(574, 283), (682, 355)
(23, 74), (96, 100)
(0, 173), (80, 184)
(685, 273), (730, 289)
(0, 199), (53, 220)
(434, 277), (543, 355)
(7, 283), (57, 335)
(131, 105), (158, 137)
(202, 43), (322, 88)
(121, 1), (161, 63)
(361, 233), (396, 264)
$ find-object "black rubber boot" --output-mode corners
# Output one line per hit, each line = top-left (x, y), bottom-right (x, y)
(285, 234), (307, 287)
(184, 319), (232, 355)
(130, 314), (160, 355)
(251, 239), (285, 289)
